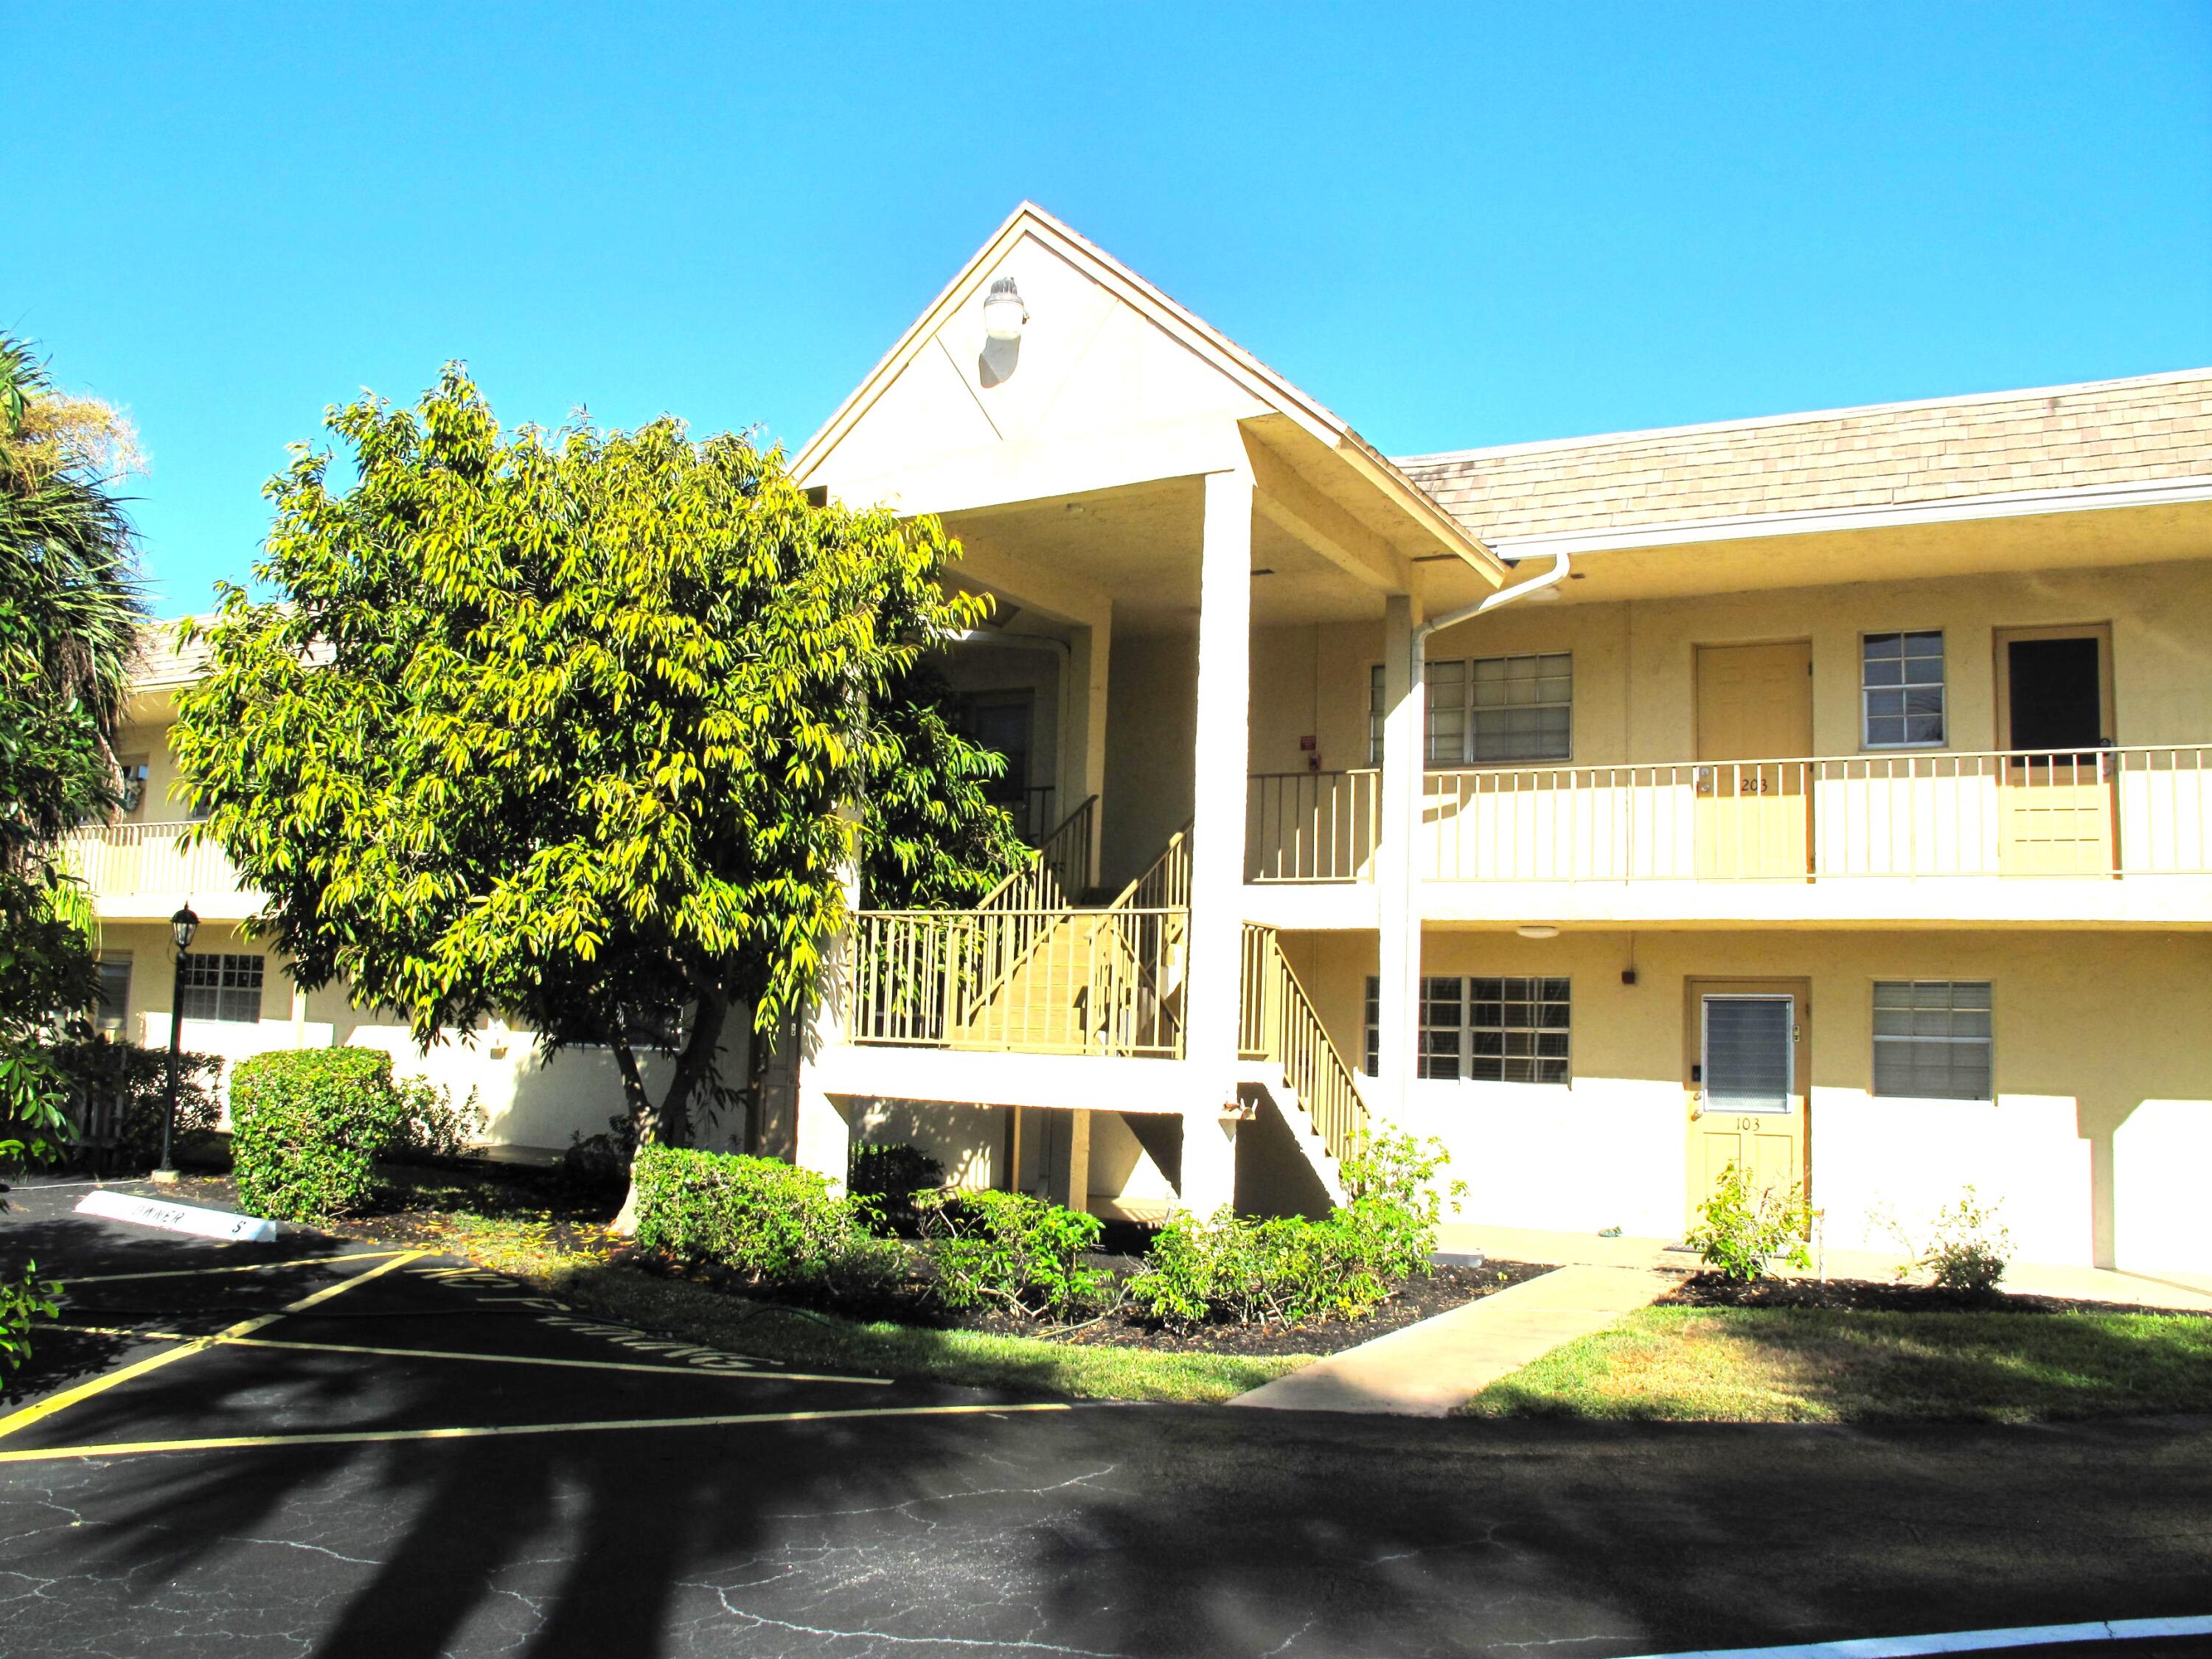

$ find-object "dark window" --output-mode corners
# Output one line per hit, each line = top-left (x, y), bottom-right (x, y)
(1363, 975), (1379, 1077)
(2007, 638), (2104, 754)
(95, 957), (133, 1030)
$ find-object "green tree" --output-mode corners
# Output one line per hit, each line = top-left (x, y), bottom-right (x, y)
(0, 335), (147, 1180)
(173, 367), (1021, 1193)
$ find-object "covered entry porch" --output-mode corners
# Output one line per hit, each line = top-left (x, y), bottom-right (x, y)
(778, 204), (1507, 1215)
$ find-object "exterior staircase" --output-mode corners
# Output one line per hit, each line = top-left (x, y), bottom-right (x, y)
(845, 804), (1368, 1214)
(1235, 924), (1371, 1207)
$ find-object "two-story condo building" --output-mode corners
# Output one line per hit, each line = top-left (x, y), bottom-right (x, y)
(79, 204), (2212, 1277)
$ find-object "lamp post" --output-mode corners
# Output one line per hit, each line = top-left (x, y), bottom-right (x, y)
(153, 903), (198, 1185)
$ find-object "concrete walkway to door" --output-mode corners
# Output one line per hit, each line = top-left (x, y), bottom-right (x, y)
(1436, 1222), (2212, 1313)
(1229, 1265), (1677, 1416)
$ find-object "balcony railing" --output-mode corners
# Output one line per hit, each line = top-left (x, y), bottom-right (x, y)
(1244, 748), (2212, 884)
(1419, 747), (2212, 882)
(1247, 771), (1380, 883)
(61, 820), (254, 901)
(849, 906), (1186, 1058)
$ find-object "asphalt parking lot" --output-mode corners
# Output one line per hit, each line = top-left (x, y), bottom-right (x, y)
(4, 1176), (2211, 1659)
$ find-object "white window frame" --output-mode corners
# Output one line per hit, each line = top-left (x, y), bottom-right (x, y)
(1370, 653), (1573, 768)
(179, 953), (264, 1024)
(1861, 630), (1947, 751)
(1417, 975), (1571, 1085)
(1871, 979), (1994, 1102)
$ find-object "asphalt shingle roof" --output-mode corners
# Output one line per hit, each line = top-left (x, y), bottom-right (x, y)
(1395, 369), (2212, 545)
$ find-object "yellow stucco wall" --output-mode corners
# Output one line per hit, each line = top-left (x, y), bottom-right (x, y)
(1281, 924), (2212, 1273)
(95, 919), (751, 1152)
(1101, 628), (1197, 888)
(1253, 554), (2212, 775)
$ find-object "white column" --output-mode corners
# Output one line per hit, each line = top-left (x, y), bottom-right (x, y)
(1180, 465), (1253, 1215)
(1065, 613), (1111, 889)
(794, 812), (862, 1193)
(1374, 593), (1425, 1127)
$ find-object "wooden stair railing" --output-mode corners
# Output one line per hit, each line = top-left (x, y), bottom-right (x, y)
(1239, 924), (1370, 1168)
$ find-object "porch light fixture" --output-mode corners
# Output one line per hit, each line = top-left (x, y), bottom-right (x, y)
(156, 903), (201, 1184)
(982, 276), (1028, 342)
(1516, 924), (1560, 939)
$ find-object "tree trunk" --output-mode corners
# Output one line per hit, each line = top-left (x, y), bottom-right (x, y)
(608, 1023), (655, 1236)
(611, 989), (731, 1236)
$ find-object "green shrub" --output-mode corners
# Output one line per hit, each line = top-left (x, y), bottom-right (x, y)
(53, 1038), (223, 1169)
(913, 1189), (1108, 1319)
(230, 1048), (411, 1222)
(849, 1141), (945, 1223)
(389, 1075), (486, 1161)
(1130, 1208), (1389, 1327)
(1899, 1186), (2013, 1293)
(1130, 1133), (1463, 1329)
(1687, 1161), (1814, 1281)
(630, 1145), (904, 1296)
(0, 1257), (59, 1384)
(563, 1111), (639, 1189)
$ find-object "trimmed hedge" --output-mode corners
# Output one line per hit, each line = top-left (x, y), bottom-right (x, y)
(913, 1189), (1107, 1319)
(1127, 1132), (1460, 1329)
(630, 1145), (904, 1295)
(231, 1048), (409, 1222)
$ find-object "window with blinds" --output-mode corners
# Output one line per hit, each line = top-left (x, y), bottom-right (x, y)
(180, 953), (264, 1023)
(1872, 981), (1993, 1100)
(1369, 653), (1573, 766)
(1702, 995), (1793, 1113)
(1419, 976), (1571, 1083)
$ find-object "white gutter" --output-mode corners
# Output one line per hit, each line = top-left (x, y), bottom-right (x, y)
(1414, 550), (1572, 650)
(1483, 475), (2212, 560)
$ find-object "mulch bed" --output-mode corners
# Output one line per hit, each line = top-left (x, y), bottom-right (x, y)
(642, 1253), (1559, 1357)
(120, 1158), (1563, 1357)
(144, 1163), (623, 1260)
(1659, 1270), (2204, 1319)
(952, 1259), (1558, 1357)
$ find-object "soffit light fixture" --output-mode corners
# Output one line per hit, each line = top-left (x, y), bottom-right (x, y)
(1515, 924), (1559, 939)
(982, 276), (1028, 342)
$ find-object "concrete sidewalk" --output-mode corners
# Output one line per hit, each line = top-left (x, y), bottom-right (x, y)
(1230, 1265), (1674, 1416)
(1437, 1222), (2212, 1312)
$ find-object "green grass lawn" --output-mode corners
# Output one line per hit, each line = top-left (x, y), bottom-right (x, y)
(1463, 1304), (2212, 1423)
(350, 1208), (1309, 1405)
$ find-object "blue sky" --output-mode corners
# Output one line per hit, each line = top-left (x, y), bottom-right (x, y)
(14, 2), (2211, 615)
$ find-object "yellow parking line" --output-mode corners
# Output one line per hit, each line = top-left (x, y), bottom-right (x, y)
(56, 1251), (413, 1286)
(61, 1327), (891, 1386)
(0, 1399), (1077, 1462)
(0, 1251), (426, 1443)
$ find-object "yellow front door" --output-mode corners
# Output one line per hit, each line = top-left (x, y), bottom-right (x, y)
(1685, 979), (1811, 1225)
(1695, 641), (1813, 878)
(1996, 626), (2116, 875)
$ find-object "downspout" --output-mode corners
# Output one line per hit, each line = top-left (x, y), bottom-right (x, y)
(1374, 549), (1571, 1134)
(1413, 550), (1572, 655)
